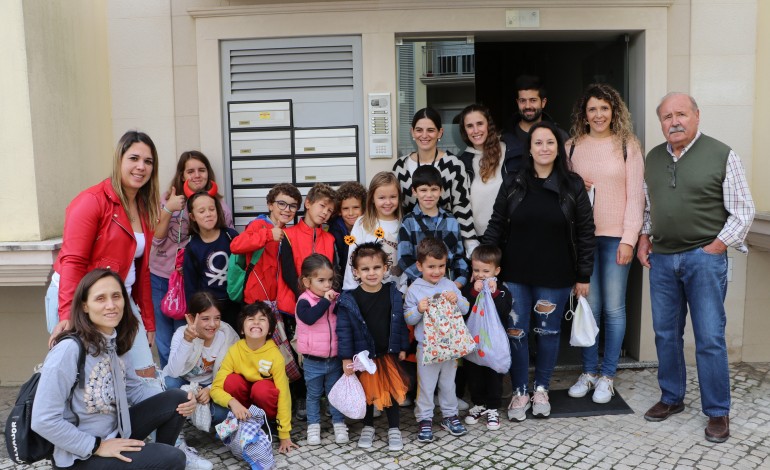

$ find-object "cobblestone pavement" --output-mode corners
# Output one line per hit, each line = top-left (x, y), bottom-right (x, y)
(1, 363), (768, 469)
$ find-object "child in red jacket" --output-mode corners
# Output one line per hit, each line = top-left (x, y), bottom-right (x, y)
(278, 182), (337, 420)
(229, 183), (302, 308)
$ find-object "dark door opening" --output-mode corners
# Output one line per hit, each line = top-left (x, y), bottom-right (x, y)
(475, 38), (628, 139)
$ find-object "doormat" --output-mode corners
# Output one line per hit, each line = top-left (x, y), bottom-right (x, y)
(543, 388), (634, 418)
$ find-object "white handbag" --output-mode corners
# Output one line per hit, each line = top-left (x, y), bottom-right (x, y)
(565, 295), (599, 347)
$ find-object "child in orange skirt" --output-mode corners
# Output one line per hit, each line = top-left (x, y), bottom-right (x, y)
(337, 242), (410, 451)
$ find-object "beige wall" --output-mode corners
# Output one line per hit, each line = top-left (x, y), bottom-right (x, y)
(0, 0), (113, 242)
(752, 0), (770, 212)
(108, 1), (177, 192)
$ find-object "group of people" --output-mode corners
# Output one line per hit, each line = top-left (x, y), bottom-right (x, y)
(33, 75), (754, 469)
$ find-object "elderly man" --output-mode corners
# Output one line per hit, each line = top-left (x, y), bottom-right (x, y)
(637, 93), (755, 443)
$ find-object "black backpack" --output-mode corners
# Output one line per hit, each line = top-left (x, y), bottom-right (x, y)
(5, 335), (86, 464)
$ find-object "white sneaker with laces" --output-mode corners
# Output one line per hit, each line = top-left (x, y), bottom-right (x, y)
(568, 373), (598, 398)
(592, 376), (615, 404)
(485, 408), (501, 431)
(333, 422), (349, 444)
(178, 442), (214, 470)
(531, 386), (551, 418)
(465, 405), (487, 425)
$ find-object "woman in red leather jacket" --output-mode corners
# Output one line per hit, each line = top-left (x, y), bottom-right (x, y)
(46, 131), (161, 380)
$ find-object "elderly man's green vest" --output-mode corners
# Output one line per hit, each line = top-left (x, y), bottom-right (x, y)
(645, 134), (729, 254)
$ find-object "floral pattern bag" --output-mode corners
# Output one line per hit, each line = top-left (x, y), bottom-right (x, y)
(421, 293), (475, 365)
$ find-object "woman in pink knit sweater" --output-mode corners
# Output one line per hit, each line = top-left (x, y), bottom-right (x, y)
(565, 83), (645, 404)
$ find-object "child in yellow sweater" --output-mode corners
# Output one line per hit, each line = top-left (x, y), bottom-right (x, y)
(211, 302), (297, 453)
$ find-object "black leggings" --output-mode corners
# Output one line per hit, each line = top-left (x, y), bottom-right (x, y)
(59, 389), (188, 470)
(363, 403), (400, 429)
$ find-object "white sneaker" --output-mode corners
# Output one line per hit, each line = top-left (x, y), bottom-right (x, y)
(592, 376), (615, 404)
(465, 405), (487, 425)
(358, 425), (375, 448)
(333, 422), (349, 444)
(387, 428), (403, 451)
(306, 423), (321, 445)
(178, 442), (213, 470)
(568, 373), (598, 398)
(507, 393), (530, 421)
(531, 386), (551, 418)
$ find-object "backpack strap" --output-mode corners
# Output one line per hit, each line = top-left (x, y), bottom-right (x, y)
(59, 334), (86, 390)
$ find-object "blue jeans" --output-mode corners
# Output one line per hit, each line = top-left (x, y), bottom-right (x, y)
(152, 273), (186, 368)
(581, 237), (632, 377)
(649, 247), (730, 417)
(302, 356), (344, 424)
(505, 282), (572, 394)
(164, 375), (229, 427)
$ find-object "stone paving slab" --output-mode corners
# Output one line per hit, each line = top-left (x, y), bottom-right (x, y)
(1, 363), (768, 469)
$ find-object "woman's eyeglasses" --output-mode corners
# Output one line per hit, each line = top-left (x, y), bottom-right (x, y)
(275, 200), (299, 211)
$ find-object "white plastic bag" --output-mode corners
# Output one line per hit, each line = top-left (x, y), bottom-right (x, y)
(328, 373), (366, 419)
(566, 295), (599, 347)
(465, 279), (512, 374)
(181, 381), (212, 432)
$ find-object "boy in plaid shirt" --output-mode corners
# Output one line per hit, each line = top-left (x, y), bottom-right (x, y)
(397, 165), (468, 289)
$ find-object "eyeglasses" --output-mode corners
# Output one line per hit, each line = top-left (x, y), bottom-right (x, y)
(274, 200), (299, 211)
(667, 162), (677, 188)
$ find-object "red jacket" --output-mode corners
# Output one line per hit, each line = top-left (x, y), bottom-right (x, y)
(278, 219), (336, 314)
(229, 215), (282, 306)
(53, 178), (155, 331)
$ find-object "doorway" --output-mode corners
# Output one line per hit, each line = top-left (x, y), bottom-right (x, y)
(396, 33), (645, 367)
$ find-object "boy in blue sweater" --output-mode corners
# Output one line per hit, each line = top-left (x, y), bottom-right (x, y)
(404, 238), (470, 443)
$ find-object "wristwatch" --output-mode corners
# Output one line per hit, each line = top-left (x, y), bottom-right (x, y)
(92, 436), (101, 455)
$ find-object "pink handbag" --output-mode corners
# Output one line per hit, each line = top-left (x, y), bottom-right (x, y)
(161, 249), (187, 320)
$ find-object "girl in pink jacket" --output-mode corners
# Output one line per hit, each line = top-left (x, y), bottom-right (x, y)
(295, 254), (347, 446)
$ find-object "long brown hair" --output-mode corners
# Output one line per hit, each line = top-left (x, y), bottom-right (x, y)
(111, 131), (160, 230)
(569, 83), (639, 151)
(54, 269), (138, 356)
(458, 104), (502, 183)
(170, 150), (222, 198)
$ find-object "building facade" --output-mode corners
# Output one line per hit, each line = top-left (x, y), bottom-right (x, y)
(1, 0), (768, 383)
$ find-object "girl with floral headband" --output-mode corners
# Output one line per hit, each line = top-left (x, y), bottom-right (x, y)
(341, 172), (403, 290)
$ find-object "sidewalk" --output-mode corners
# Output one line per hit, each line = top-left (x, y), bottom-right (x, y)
(1, 363), (768, 469)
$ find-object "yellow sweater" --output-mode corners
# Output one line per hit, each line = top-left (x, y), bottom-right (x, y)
(211, 339), (292, 439)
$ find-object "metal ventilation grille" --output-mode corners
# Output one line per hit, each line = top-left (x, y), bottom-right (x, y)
(396, 43), (415, 157)
(229, 45), (354, 94)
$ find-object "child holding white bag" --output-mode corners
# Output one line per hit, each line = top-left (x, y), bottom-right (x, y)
(336, 242), (410, 451)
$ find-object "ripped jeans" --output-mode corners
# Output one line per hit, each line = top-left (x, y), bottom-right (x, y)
(504, 282), (572, 395)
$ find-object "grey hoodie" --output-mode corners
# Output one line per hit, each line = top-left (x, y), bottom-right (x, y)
(31, 333), (157, 468)
(403, 277), (469, 342)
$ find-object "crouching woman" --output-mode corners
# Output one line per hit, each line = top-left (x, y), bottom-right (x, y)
(32, 268), (197, 469)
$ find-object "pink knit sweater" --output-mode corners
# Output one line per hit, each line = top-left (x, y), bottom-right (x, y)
(568, 135), (645, 247)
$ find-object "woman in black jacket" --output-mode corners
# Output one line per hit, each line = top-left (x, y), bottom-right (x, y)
(481, 121), (595, 421)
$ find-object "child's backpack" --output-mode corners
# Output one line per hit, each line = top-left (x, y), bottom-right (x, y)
(4, 335), (86, 464)
(227, 248), (264, 303)
(216, 405), (275, 470)
(421, 293), (476, 365)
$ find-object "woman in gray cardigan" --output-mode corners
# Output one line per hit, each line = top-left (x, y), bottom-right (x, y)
(32, 269), (197, 469)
